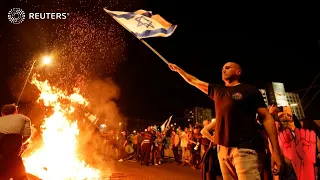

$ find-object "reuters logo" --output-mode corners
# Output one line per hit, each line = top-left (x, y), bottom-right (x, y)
(8, 8), (26, 24)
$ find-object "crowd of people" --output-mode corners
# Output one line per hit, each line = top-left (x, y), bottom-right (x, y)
(109, 121), (220, 171)
(96, 106), (308, 180)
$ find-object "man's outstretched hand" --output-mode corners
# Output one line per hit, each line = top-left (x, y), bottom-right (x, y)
(168, 63), (179, 72)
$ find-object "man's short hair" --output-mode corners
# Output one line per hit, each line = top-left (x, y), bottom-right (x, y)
(1, 104), (17, 115)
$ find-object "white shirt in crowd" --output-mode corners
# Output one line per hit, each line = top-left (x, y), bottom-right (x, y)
(180, 131), (189, 148)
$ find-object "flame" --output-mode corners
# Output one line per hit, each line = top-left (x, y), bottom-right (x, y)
(22, 74), (105, 179)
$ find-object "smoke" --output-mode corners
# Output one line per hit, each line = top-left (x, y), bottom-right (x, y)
(87, 78), (120, 104)
(86, 78), (126, 129)
(75, 77), (126, 171)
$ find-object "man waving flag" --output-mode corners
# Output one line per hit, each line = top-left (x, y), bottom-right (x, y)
(104, 8), (177, 39)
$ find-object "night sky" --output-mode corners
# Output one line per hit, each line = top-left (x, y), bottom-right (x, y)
(1, 0), (319, 124)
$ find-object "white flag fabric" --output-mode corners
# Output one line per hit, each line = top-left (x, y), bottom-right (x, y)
(161, 115), (172, 132)
(151, 125), (157, 132)
(160, 119), (167, 132)
(104, 8), (177, 39)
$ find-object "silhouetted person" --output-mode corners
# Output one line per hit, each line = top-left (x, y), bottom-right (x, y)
(0, 104), (31, 180)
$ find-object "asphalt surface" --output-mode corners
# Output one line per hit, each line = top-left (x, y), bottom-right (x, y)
(109, 160), (201, 180)
(26, 159), (201, 180)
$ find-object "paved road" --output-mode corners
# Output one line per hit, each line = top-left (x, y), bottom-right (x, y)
(108, 160), (202, 180)
(26, 160), (201, 180)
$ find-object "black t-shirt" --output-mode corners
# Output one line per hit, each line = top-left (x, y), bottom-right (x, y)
(208, 83), (266, 147)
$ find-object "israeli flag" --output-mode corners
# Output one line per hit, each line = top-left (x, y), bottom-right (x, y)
(104, 8), (177, 39)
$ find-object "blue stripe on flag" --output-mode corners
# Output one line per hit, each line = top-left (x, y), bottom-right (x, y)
(108, 11), (152, 20)
(135, 25), (176, 38)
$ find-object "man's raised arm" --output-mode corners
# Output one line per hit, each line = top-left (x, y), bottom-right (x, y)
(168, 63), (209, 94)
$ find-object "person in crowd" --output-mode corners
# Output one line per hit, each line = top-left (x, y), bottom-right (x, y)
(180, 127), (190, 166)
(160, 131), (166, 159)
(187, 124), (195, 167)
(149, 128), (156, 165)
(137, 132), (143, 161)
(0, 103), (32, 180)
(190, 125), (202, 169)
(140, 126), (153, 166)
(201, 118), (222, 180)
(132, 132), (139, 161)
(189, 124), (193, 133)
(201, 120), (211, 158)
(154, 131), (163, 165)
(171, 129), (180, 164)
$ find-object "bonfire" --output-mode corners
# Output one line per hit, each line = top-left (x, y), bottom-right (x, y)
(22, 74), (109, 180)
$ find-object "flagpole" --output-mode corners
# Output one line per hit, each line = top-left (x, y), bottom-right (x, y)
(104, 8), (170, 65)
(139, 39), (169, 64)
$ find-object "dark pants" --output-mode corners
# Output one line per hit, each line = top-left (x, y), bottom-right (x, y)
(201, 145), (222, 180)
(0, 134), (27, 180)
(133, 144), (138, 160)
(150, 144), (155, 165)
(137, 143), (141, 161)
(172, 146), (180, 162)
(155, 145), (162, 164)
(141, 142), (151, 165)
(192, 149), (201, 167)
(160, 144), (165, 159)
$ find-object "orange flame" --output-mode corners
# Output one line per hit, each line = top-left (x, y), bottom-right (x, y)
(22, 74), (105, 179)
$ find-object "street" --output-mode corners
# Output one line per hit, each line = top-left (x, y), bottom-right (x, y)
(109, 160), (201, 180)
(26, 159), (202, 180)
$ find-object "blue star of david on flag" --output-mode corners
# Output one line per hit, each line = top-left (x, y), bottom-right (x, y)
(104, 8), (177, 38)
(135, 16), (154, 28)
